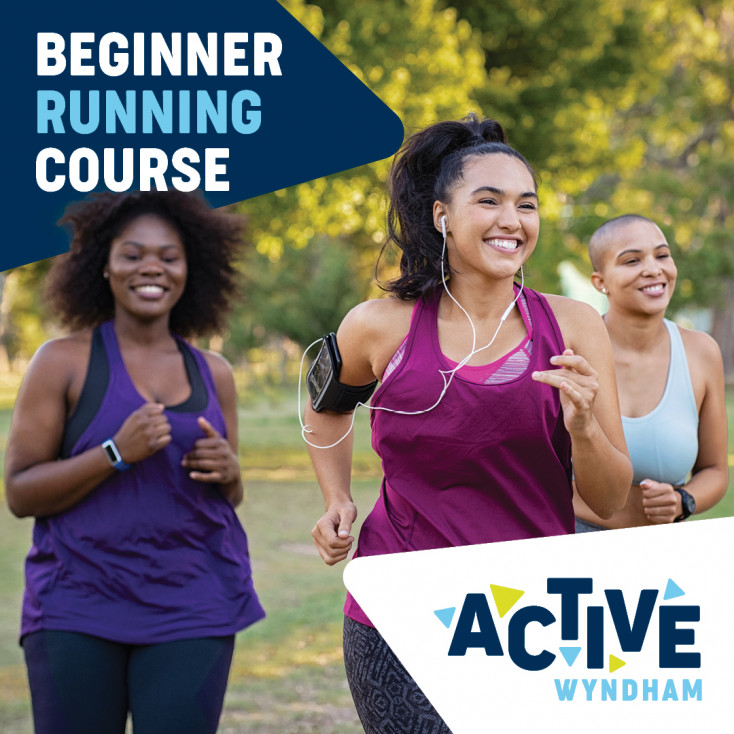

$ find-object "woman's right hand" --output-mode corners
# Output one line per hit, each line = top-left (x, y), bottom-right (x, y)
(312, 501), (357, 565)
(306, 299), (412, 567)
(113, 403), (172, 464)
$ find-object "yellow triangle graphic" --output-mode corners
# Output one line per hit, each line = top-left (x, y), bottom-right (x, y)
(609, 655), (626, 673)
(490, 584), (525, 617)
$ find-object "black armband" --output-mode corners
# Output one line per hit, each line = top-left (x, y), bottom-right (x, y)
(307, 332), (377, 413)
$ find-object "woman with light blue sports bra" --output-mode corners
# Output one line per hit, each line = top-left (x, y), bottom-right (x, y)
(574, 214), (728, 531)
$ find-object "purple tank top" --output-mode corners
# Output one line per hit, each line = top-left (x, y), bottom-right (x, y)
(21, 321), (265, 644)
(345, 287), (573, 626)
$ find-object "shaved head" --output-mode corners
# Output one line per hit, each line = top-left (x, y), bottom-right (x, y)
(589, 214), (659, 271)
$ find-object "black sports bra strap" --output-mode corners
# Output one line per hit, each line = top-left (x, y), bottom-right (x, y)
(60, 326), (109, 459)
(167, 339), (208, 413)
(60, 328), (209, 459)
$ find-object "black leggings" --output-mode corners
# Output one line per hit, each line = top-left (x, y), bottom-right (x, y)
(343, 616), (452, 734)
(22, 630), (235, 734)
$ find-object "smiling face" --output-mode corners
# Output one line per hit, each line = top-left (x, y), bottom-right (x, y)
(434, 153), (539, 284)
(592, 218), (677, 316)
(105, 213), (188, 325)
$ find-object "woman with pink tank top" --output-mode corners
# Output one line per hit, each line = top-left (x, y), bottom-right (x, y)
(305, 114), (633, 733)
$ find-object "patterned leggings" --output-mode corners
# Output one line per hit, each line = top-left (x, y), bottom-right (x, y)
(343, 616), (452, 734)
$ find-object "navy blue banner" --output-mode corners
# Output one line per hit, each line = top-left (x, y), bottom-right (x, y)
(2, 0), (403, 270)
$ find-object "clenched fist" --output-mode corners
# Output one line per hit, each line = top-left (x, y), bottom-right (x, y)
(113, 403), (172, 464)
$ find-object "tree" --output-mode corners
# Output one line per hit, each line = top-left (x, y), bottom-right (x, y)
(4, 1), (731, 379)
(233, 0), (490, 346)
(229, 235), (369, 355)
(238, 0), (651, 340)
(0, 260), (53, 366)
(243, 0), (661, 309)
(568, 1), (734, 378)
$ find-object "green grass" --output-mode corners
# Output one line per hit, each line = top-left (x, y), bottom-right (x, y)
(0, 393), (378, 734)
(0, 385), (732, 732)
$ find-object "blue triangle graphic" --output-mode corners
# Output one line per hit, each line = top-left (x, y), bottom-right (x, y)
(664, 579), (685, 600)
(559, 647), (581, 667)
(434, 607), (456, 629)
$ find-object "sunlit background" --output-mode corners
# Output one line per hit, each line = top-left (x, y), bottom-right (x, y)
(1, 1), (732, 731)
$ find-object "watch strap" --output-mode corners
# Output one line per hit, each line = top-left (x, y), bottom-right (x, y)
(673, 486), (695, 522)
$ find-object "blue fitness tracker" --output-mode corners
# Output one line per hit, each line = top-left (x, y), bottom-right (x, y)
(102, 438), (131, 471)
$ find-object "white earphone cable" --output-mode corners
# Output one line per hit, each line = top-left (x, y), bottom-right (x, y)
(299, 217), (524, 448)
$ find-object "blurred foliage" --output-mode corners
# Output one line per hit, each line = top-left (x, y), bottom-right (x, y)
(241, 0), (488, 254)
(567, 1), (734, 313)
(451, 0), (653, 190)
(233, 0), (489, 341)
(0, 261), (53, 364)
(447, 0), (657, 288)
(226, 235), (369, 355)
(1, 0), (732, 374)
(234, 0), (733, 354)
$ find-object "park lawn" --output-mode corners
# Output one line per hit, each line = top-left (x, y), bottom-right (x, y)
(0, 388), (732, 732)
(216, 478), (376, 734)
(0, 400), (379, 734)
(0, 479), (379, 734)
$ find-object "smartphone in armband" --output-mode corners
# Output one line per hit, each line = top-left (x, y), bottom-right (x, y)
(307, 333), (377, 413)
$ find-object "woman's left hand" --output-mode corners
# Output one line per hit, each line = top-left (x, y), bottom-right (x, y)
(639, 479), (681, 524)
(532, 348), (599, 437)
(182, 416), (240, 484)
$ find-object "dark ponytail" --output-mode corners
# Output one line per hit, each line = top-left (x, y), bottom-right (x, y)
(379, 113), (535, 300)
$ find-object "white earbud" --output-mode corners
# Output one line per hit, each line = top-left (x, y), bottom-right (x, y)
(299, 211), (525, 450)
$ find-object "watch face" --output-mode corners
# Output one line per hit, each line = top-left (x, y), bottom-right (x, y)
(675, 487), (696, 518)
(103, 441), (119, 464)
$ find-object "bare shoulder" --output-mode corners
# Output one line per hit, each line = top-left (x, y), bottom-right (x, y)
(13, 330), (93, 413)
(25, 330), (92, 381)
(199, 349), (239, 428)
(201, 348), (234, 381)
(542, 293), (607, 351)
(678, 324), (723, 362)
(677, 324), (724, 389)
(340, 297), (414, 338)
(201, 349), (236, 397)
(338, 296), (416, 383)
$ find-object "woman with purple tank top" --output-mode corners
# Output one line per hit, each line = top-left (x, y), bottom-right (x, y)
(4, 191), (264, 734)
(305, 115), (633, 733)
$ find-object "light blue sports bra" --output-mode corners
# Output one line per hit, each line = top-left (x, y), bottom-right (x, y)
(623, 319), (699, 486)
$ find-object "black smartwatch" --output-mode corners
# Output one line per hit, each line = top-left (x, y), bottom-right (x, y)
(673, 486), (695, 522)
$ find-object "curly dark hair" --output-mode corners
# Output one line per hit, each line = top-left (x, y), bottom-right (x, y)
(45, 190), (245, 337)
(379, 113), (537, 300)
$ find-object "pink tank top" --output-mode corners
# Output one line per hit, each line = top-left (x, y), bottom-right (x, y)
(345, 287), (573, 626)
